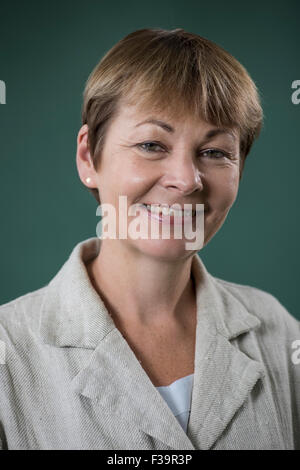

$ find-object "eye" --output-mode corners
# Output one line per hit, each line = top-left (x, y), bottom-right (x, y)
(137, 141), (166, 153)
(200, 149), (229, 159)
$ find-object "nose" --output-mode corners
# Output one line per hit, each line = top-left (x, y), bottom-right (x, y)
(162, 155), (204, 196)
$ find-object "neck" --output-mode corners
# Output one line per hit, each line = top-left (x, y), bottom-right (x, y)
(86, 239), (196, 328)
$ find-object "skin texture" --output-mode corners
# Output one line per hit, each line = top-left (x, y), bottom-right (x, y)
(76, 102), (241, 385)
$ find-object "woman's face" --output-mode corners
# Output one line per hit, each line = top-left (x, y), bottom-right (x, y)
(79, 101), (241, 261)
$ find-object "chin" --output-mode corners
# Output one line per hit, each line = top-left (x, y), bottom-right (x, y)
(128, 237), (198, 261)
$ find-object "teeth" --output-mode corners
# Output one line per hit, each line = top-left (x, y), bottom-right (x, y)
(144, 204), (196, 217)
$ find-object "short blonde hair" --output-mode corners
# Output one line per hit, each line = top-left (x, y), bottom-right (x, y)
(81, 28), (263, 204)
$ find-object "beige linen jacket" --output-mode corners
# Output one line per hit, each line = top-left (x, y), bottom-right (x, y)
(0, 237), (299, 450)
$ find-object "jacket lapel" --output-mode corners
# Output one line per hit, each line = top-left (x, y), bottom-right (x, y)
(71, 327), (195, 449)
(187, 323), (265, 449)
(187, 257), (265, 449)
(39, 237), (266, 450)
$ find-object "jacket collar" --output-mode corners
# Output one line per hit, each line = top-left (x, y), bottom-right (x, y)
(39, 237), (261, 347)
(39, 237), (265, 450)
(39, 238), (116, 348)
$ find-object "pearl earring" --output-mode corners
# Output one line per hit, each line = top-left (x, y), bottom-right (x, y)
(86, 177), (91, 184)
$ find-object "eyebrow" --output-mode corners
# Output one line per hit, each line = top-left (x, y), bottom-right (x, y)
(134, 118), (237, 142)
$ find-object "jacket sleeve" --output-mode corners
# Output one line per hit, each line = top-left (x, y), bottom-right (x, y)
(228, 283), (300, 449)
(288, 315), (300, 449)
(0, 313), (12, 451)
(270, 295), (300, 449)
(0, 420), (7, 450)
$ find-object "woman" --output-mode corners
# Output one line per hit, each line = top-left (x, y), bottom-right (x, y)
(0, 28), (299, 450)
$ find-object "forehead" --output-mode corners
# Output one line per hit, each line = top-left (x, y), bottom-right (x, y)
(114, 101), (239, 143)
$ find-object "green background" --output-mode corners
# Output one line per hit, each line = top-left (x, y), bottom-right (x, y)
(0, 0), (299, 320)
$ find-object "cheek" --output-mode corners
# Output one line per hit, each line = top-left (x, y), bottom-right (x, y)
(98, 154), (157, 203)
(209, 170), (239, 211)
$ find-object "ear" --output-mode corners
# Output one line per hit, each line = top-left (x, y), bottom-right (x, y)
(76, 124), (97, 188)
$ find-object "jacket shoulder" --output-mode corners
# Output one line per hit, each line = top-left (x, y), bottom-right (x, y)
(213, 276), (300, 448)
(0, 287), (47, 336)
(212, 275), (299, 334)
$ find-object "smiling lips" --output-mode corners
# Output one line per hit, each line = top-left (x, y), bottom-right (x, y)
(140, 203), (204, 224)
(143, 203), (196, 216)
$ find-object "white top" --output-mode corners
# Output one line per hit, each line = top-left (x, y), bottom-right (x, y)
(156, 374), (194, 433)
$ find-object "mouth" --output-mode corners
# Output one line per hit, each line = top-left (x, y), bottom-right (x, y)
(139, 203), (204, 223)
